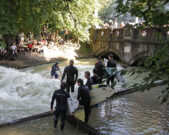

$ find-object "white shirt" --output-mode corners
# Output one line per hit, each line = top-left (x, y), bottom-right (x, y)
(10, 45), (16, 51)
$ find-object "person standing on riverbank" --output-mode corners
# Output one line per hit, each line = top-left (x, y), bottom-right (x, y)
(94, 56), (104, 81)
(77, 79), (91, 123)
(51, 82), (70, 130)
(91, 68), (102, 84)
(61, 60), (78, 93)
(85, 71), (93, 90)
(107, 54), (117, 86)
(51, 61), (61, 79)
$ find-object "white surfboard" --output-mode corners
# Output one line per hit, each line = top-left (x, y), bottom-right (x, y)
(105, 67), (117, 76)
(67, 98), (79, 113)
(115, 71), (126, 83)
(90, 84), (115, 106)
(104, 58), (108, 67)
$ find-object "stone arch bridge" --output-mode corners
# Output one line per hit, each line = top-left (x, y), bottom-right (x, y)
(90, 27), (167, 65)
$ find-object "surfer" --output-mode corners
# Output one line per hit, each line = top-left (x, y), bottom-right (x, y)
(107, 54), (117, 86)
(94, 56), (105, 81)
(61, 60), (78, 93)
(77, 79), (91, 123)
(51, 82), (70, 130)
(91, 68), (102, 84)
(51, 61), (61, 79)
(85, 71), (93, 90)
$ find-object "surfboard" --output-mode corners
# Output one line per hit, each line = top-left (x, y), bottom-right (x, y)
(90, 84), (115, 106)
(67, 98), (79, 113)
(105, 67), (117, 76)
(104, 58), (108, 67)
(115, 71), (126, 83)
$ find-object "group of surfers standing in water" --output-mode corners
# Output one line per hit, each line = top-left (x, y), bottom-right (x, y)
(50, 54), (117, 130)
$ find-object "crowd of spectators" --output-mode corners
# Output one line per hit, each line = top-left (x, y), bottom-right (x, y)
(0, 28), (71, 58)
(95, 19), (125, 30)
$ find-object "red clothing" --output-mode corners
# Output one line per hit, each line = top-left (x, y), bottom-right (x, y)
(28, 44), (33, 48)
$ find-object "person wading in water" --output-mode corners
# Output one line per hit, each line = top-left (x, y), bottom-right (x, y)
(51, 82), (70, 130)
(77, 79), (91, 123)
(61, 60), (78, 94)
(51, 61), (61, 79)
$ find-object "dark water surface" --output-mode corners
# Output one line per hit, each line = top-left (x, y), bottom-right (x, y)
(88, 86), (169, 135)
(0, 116), (87, 135)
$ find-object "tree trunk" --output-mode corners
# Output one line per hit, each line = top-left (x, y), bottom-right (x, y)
(5, 34), (14, 51)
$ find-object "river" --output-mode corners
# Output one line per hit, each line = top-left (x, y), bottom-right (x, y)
(0, 58), (168, 134)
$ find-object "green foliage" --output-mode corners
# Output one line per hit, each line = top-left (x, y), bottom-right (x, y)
(98, 0), (117, 22)
(78, 41), (92, 54)
(0, 40), (6, 48)
(0, 0), (105, 42)
(116, 0), (169, 104)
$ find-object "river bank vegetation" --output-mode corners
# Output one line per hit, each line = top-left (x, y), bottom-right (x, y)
(115, 0), (169, 104)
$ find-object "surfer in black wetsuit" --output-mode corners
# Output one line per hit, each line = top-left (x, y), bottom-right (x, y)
(107, 54), (117, 86)
(61, 60), (78, 93)
(94, 56), (104, 80)
(85, 71), (93, 90)
(91, 68), (102, 84)
(51, 82), (70, 130)
(77, 79), (91, 123)
(51, 61), (61, 79)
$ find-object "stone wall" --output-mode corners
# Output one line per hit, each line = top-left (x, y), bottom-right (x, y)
(90, 27), (166, 65)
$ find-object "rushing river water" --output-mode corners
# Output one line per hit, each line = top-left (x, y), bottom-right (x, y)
(0, 58), (168, 134)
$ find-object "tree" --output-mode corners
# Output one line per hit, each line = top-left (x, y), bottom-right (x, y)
(0, 0), (107, 48)
(0, 0), (55, 49)
(116, 0), (169, 104)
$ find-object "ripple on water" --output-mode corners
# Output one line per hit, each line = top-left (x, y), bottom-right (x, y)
(88, 86), (169, 135)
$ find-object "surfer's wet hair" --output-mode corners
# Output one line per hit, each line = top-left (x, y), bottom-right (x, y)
(97, 56), (101, 60)
(93, 68), (97, 74)
(77, 79), (83, 85)
(61, 82), (66, 90)
(109, 54), (113, 58)
(85, 71), (90, 76)
(69, 60), (74, 64)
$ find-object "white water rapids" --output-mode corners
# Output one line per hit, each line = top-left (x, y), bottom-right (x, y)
(0, 58), (147, 124)
(0, 60), (96, 124)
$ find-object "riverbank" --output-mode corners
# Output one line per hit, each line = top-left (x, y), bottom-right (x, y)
(0, 51), (96, 69)
(0, 52), (67, 69)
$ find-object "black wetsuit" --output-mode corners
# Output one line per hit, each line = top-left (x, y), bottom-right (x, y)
(107, 59), (117, 86)
(51, 64), (60, 78)
(51, 89), (69, 129)
(86, 78), (93, 90)
(95, 61), (104, 79)
(91, 75), (102, 84)
(77, 85), (91, 123)
(61, 65), (78, 93)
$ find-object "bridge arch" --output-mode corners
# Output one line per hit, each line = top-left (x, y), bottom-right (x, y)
(129, 51), (149, 65)
(97, 50), (123, 62)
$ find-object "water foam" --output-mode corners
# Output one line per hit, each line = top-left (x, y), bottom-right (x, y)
(0, 66), (60, 123)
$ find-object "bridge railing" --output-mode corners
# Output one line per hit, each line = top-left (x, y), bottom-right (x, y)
(90, 27), (167, 44)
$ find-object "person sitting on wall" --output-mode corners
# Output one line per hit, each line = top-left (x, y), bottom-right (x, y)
(27, 41), (33, 52)
(10, 42), (17, 55)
